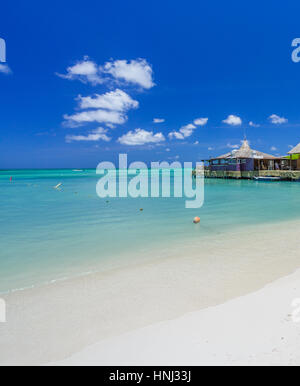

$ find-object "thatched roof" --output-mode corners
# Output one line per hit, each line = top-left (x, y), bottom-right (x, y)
(213, 140), (277, 160)
(288, 143), (300, 154)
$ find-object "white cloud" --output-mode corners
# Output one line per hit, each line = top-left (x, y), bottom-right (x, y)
(223, 115), (242, 126)
(118, 129), (165, 146)
(168, 131), (185, 140)
(101, 58), (155, 89)
(194, 118), (208, 126)
(194, 141), (199, 145)
(165, 148), (171, 152)
(57, 57), (102, 85)
(249, 121), (260, 127)
(169, 118), (207, 140)
(64, 109), (126, 126)
(271, 146), (277, 151)
(106, 123), (116, 129)
(227, 143), (239, 149)
(169, 123), (196, 140)
(0, 64), (12, 75)
(66, 127), (111, 143)
(78, 89), (139, 111)
(153, 118), (165, 123)
(59, 57), (154, 129)
(208, 147), (214, 151)
(179, 123), (196, 137)
(58, 57), (155, 89)
(64, 89), (139, 127)
(269, 114), (288, 124)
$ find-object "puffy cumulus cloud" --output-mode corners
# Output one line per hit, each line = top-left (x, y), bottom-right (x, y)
(118, 129), (165, 146)
(77, 89), (139, 111)
(269, 114), (288, 124)
(57, 57), (102, 85)
(180, 124), (196, 137)
(153, 118), (165, 123)
(270, 146), (277, 151)
(64, 109), (127, 127)
(58, 57), (155, 89)
(100, 58), (155, 89)
(168, 118), (207, 140)
(249, 121), (260, 127)
(168, 131), (184, 140)
(59, 58), (155, 133)
(222, 115), (242, 126)
(168, 123), (196, 140)
(0, 64), (12, 75)
(66, 127), (111, 143)
(64, 89), (140, 127)
(193, 118), (208, 126)
(227, 143), (239, 149)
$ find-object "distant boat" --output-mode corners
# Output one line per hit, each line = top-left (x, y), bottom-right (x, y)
(72, 169), (83, 172)
(254, 176), (281, 181)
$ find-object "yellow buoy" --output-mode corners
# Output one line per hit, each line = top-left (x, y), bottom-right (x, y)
(193, 216), (200, 224)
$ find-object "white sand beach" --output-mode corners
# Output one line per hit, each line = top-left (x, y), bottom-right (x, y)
(1, 219), (300, 366)
(54, 268), (300, 366)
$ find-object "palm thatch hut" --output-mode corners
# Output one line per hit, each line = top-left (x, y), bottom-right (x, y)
(208, 140), (281, 172)
(287, 143), (300, 170)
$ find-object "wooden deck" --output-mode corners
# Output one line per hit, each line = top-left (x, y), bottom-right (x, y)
(192, 170), (300, 180)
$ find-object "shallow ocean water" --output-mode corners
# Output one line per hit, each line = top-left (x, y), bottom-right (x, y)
(1, 169), (300, 293)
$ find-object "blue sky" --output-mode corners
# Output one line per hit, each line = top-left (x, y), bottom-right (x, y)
(1, 0), (300, 168)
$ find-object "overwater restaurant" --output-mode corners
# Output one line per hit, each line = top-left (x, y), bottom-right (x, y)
(287, 143), (300, 170)
(207, 140), (284, 172)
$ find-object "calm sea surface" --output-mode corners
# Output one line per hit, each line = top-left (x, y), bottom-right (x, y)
(1, 169), (300, 293)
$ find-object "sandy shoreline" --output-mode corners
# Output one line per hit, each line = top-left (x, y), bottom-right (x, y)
(53, 268), (300, 366)
(1, 219), (300, 366)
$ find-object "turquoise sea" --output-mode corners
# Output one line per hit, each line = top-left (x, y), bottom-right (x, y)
(1, 169), (300, 294)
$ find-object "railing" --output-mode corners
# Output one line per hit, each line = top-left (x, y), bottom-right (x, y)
(193, 170), (300, 180)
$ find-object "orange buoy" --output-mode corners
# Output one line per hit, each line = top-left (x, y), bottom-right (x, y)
(193, 216), (200, 224)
